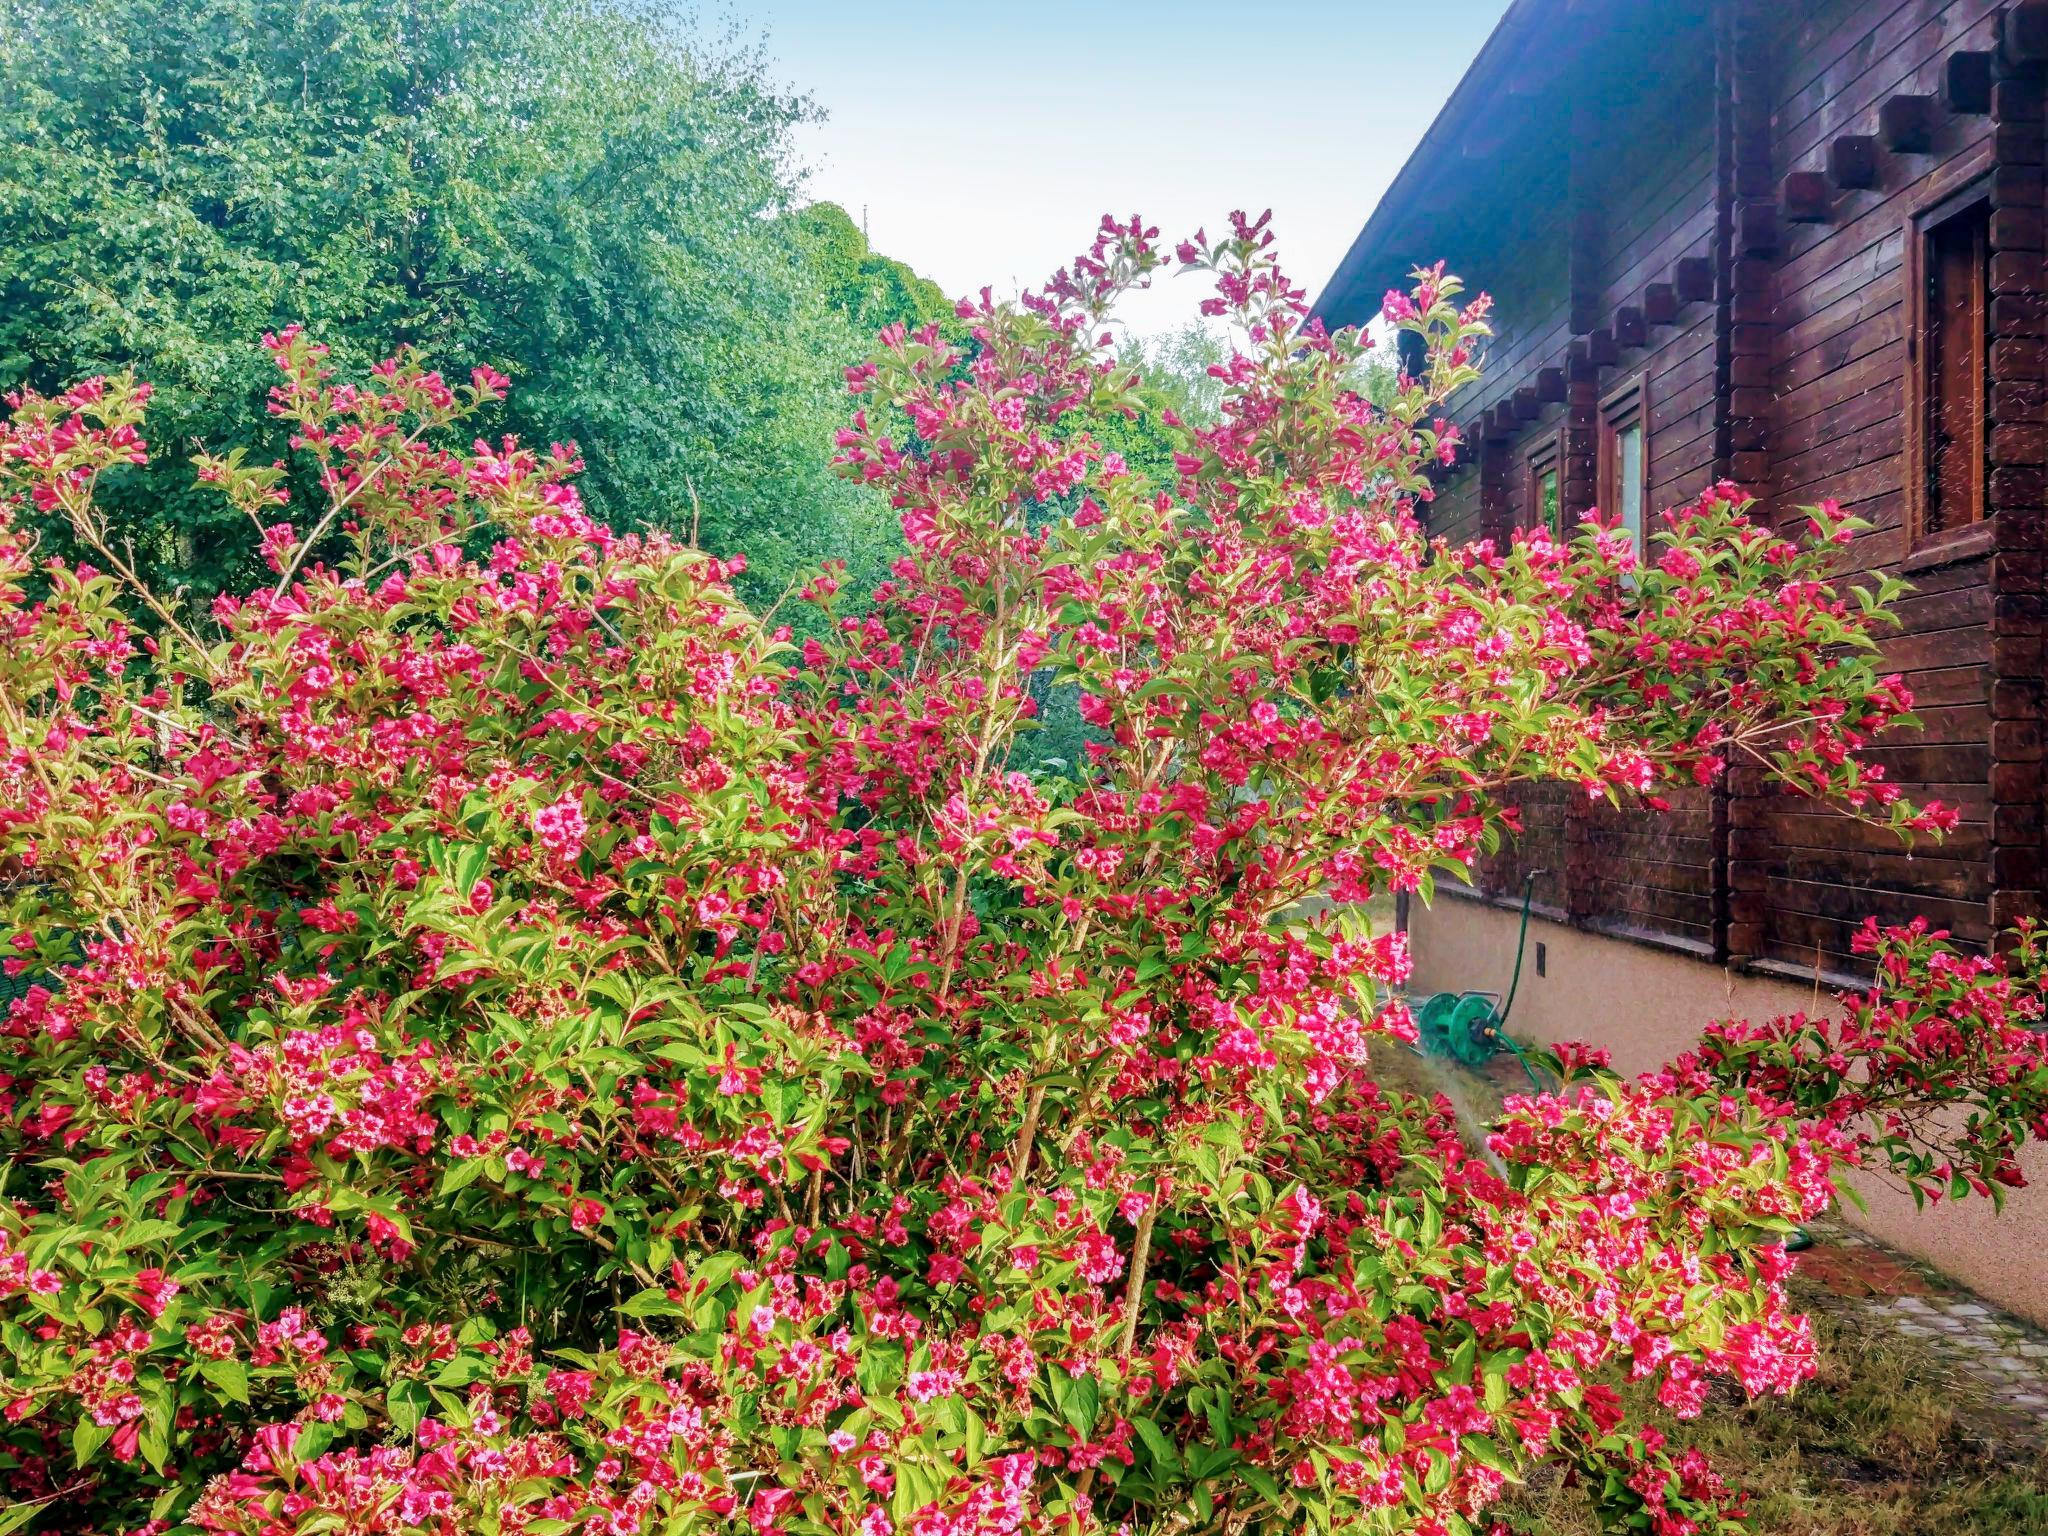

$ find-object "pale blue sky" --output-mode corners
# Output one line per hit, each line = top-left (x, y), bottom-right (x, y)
(744, 0), (1515, 335)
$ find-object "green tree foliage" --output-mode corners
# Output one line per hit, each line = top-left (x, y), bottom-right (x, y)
(0, 0), (940, 605)
(790, 201), (954, 338)
(1014, 315), (1401, 778)
(1125, 322), (1231, 427)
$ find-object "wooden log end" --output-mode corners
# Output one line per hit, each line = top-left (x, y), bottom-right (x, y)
(1878, 93), (1937, 154)
(1947, 51), (1994, 116)
(1827, 133), (1880, 190)
(1781, 170), (1833, 223)
(1739, 198), (1779, 254)
(1673, 255), (1714, 303)
(2006, 1), (2048, 69)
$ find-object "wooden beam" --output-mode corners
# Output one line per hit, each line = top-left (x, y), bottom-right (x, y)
(1739, 198), (1778, 254)
(1614, 305), (1646, 348)
(1878, 94), (1937, 154)
(1566, 339), (1595, 379)
(1587, 329), (1619, 367)
(1673, 256), (1714, 303)
(1464, 415), (1491, 446)
(1642, 282), (1679, 325)
(2005, 1), (2048, 68)
(1828, 134), (1881, 190)
(1514, 387), (1541, 421)
(1490, 402), (1519, 438)
(1781, 170), (1833, 223)
(1536, 366), (1567, 403)
(1946, 50), (1993, 115)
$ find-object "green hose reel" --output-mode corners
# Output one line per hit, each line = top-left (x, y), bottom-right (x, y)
(1410, 871), (1547, 1088)
(1405, 876), (1817, 1248)
(1414, 989), (1508, 1067)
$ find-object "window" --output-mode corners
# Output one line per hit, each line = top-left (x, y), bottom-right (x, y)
(1526, 436), (1561, 534)
(1907, 187), (1990, 543)
(1395, 328), (1427, 382)
(1598, 379), (1647, 561)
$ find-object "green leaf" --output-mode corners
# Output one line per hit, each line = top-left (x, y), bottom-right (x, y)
(1241, 1465), (1285, 1504)
(387, 1379), (428, 1434)
(437, 1157), (489, 1197)
(1482, 1369), (1508, 1414)
(693, 1252), (743, 1293)
(1057, 1370), (1100, 1435)
(200, 1357), (250, 1404)
(620, 1288), (691, 1319)
(1132, 1416), (1179, 1474)
(294, 1418), (336, 1462)
(72, 1417), (112, 1468)
(139, 1410), (170, 1475)
(114, 1218), (186, 1249)
(1204, 1387), (1231, 1447)
(1460, 1434), (1523, 1483)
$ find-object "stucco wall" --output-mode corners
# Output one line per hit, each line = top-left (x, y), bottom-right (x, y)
(1408, 895), (2048, 1325)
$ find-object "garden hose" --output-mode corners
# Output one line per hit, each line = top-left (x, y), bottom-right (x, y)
(1495, 870), (1541, 1032)
(1483, 872), (1552, 1091)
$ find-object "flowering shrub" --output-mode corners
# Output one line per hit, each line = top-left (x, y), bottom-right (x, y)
(0, 213), (2043, 1536)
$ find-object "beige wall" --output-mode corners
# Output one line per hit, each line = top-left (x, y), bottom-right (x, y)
(1409, 897), (2048, 1325)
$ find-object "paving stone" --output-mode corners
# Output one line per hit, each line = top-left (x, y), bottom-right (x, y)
(1796, 1221), (2048, 1450)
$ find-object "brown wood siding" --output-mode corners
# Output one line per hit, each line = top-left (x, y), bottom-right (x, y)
(1424, 471), (1485, 547)
(1759, 0), (2005, 971)
(1476, 78), (1724, 948)
(1408, 0), (2020, 970)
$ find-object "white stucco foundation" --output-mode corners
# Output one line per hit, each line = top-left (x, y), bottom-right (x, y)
(1407, 894), (2048, 1325)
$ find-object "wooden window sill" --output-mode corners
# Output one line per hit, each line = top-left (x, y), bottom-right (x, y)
(1432, 885), (1717, 962)
(1434, 880), (1568, 925)
(1900, 521), (1993, 575)
(1732, 955), (1873, 992)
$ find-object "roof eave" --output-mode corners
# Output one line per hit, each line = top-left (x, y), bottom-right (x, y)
(1310, 0), (1567, 329)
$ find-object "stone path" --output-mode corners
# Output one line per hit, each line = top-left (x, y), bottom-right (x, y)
(1794, 1216), (2048, 1452)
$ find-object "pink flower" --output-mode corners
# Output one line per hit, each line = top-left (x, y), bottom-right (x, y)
(530, 791), (588, 861)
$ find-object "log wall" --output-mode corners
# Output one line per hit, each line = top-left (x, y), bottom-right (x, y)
(1419, 0), (2048, 976)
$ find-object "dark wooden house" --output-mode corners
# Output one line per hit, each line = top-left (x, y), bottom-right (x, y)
(1316, 0), (2048, 985)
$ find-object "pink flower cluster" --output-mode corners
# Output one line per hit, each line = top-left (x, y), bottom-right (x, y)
(0, 216), (2035, 1536)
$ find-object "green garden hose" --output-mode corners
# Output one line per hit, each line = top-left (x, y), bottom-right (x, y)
(1496, 870), (1539, 1032)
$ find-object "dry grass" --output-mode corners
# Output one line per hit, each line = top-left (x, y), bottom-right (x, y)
(1489, 1302), (2048, 1534)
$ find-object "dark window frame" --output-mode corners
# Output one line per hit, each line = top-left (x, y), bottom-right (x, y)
(1905, 176), (1992, 552)
(1524, 430), (1563, 535)
(1597, 375), (1649, 560)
